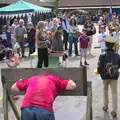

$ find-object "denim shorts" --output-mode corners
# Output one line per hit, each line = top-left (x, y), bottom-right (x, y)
(21, 107), (55, 120)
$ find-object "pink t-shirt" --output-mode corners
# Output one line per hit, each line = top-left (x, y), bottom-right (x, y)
(16, 74), (69, 112)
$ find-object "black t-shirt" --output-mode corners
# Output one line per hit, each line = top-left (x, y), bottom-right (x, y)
(84, 23), (95, 36)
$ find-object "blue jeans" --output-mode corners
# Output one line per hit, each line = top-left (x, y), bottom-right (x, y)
(68, 39), (78, 56)
(6, 33), (11, 48)
(29, 41), (35, 55)
(101, 49), (106, 54)
(21, 107), (55, 120)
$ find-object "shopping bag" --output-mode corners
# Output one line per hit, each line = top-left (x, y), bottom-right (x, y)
(14, 42), (20, 49)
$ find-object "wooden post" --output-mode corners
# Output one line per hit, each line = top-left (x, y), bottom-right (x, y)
(1, 75), (5, 107)
(54, 0), (59, 13)
(7, 90), (20, 120)
(82, 66), (87, 96)
(1, 68), (89, 119)
(86, 81), (92, 120)
(3, 84), (8, 120)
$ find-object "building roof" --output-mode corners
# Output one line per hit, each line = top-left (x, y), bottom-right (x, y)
(58, 0), (120, 8)
(0, 0), (54, 7)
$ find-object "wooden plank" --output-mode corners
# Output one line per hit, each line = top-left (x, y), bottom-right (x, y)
(7, 90), (20, 120)
(86, 81), (92, 120)
(3, 84), (8, 120)
(1, 68), (87, 96)
(82, 66), (87, 96)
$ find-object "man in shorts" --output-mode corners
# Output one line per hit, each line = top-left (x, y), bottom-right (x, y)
(79, 28), (90, 66)
(11, 74), (76, 120)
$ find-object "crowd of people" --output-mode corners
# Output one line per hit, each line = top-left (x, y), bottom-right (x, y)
(2, 14), (97, 68)
(1, 11), (120, 120)
(2, 12), (120, 69)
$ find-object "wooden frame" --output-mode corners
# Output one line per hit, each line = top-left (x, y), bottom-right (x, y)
(30, 51), (67, 68)
(1, 67), (92, 120)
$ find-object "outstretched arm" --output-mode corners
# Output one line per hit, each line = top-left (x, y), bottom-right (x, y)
(11, 79), (29, 93)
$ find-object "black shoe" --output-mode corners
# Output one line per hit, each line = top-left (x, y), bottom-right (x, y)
(80, 62), (83, 66)
(22, 56), (27, 58)
(76, 54), (80, 56)
(84, 61), (89, 66)
(111, 111), (117, 117)
(63, 54), (68, 61)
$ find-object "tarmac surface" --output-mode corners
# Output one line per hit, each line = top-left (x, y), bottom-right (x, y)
(0, 24), (120, 120)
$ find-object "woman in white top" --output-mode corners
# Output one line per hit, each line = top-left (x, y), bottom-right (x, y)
(67, 18), (79, 57)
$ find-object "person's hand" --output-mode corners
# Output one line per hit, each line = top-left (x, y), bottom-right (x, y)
(47, 31), (51, 34)
(48, 48), (52, 52)
(73, 30), (77, 33)
(88, 43), (91, 48)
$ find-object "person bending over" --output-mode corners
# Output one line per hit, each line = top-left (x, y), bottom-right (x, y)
(11, 74), (76, 120)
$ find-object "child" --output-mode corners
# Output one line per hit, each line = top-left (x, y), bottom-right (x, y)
(97, 35), (120, 117)
(6, 48), (20, 100)
(6, 48), (19, 68)
(98, 25), (108, 54)
(79, 28), (89, 66)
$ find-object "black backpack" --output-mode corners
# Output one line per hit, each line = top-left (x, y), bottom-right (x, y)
(103, 53), (119, 77)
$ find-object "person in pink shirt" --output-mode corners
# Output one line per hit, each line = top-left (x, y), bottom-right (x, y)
(11, 74), (76, 120)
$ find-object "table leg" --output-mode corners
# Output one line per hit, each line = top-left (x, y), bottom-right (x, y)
(62, 57), (64, 66)
(65, 60), (67, 68)
(30, 56), (32, 68)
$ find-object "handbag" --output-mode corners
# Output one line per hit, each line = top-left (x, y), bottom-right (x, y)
(14, 42), (20, 49)
(68, 33), (73, 42)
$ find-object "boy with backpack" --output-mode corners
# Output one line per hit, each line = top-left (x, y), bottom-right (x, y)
(97, 35), (120, 117)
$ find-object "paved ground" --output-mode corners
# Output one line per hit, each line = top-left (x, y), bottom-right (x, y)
(0, 24), (120, 120)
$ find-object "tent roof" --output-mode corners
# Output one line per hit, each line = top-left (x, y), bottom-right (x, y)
(0, 0), (51, 15)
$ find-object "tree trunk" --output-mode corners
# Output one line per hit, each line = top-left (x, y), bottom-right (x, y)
(54, 0), (59, 13)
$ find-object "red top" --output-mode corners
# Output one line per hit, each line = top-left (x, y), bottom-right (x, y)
(79, 35), (89, 49)
(16, 74), (69, 112)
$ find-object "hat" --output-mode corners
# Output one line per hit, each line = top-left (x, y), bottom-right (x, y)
(110, 26), (116, 30)
(104, 36), (117, 43)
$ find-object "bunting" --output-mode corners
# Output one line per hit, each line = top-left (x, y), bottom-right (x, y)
(0, 12), (33, 19)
